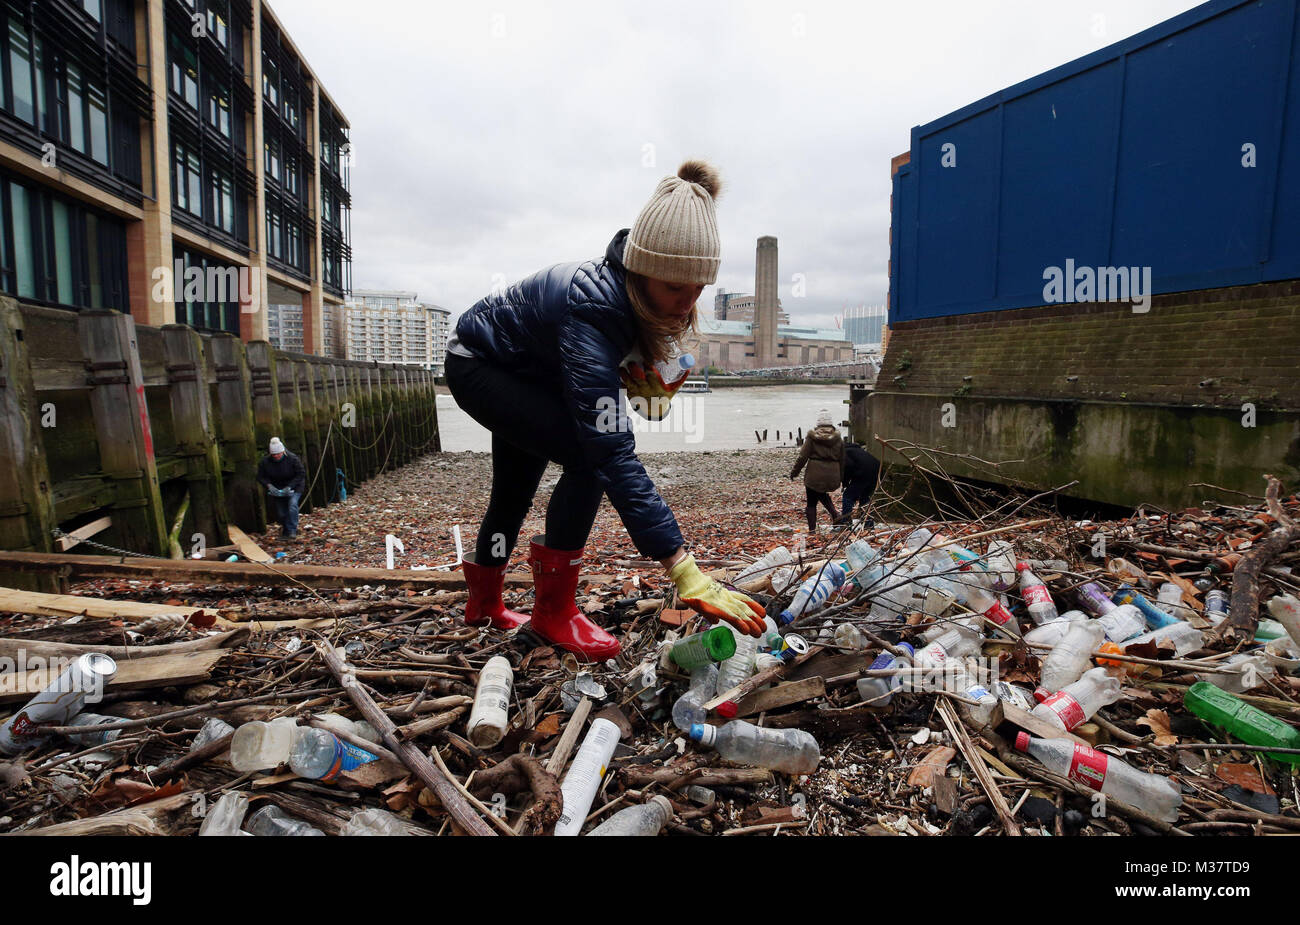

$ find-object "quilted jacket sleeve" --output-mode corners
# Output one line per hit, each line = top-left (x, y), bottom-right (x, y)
(556, 304), (684, 560)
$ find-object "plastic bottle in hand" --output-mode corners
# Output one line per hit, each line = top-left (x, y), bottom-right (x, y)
(1039, 620), (1106, 693)
(778, 562), (847, 625)
(654, 351), (694, 384)
(1016, 562), (1059, 624)
(1031, 667), (1122, 732)
(245, 804), (325, 836)
(856, 643), (915, 706)
(689, 719), (820, 775)
(288, 727), (380, 781)
(586, 795), (674, 836)
(672, 664), (718, 731)
(1014, 732), (1181, 822)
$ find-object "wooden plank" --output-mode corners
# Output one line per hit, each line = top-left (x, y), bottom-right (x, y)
(209, 335), (264, 532)
(77, 310), (168, 555)
(0, 629), (243, 661)
(163, 325), (229, 548)
(0, 584), (221, 623)
(227, 524), (272, 563)
(731, 677), (826, 718)
(0, 550), (531, 590)
(53, 515), (113, 551)
(0, 649), (229, 702)
(0, 299), (59, 592)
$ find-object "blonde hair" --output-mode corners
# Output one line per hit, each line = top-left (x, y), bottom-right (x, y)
(625, 272), (701, 365)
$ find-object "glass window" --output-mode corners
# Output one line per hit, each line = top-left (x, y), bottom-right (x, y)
(52, 200), (73, 304)
(209, 86), (230, 137)
(67, 63), (85, 152)
(82, 0), (103, 21)
(187, 150), (201, 217)
(172, 143), (187, 211)
(170, 33), (198, 109)
(207, 9), (228, 47)
(33, 36), (46, 132)
(10, 182), (33, 298)
(87, 82), (108, 165)
(9, 20), (34, 125)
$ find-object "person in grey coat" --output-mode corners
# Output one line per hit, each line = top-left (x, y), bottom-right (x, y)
(790, 409), (844, 531)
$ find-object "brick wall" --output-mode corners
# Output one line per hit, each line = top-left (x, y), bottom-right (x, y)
(879, 280), (1300, 410)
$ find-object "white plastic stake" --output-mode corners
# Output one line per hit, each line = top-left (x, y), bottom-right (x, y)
(385, 534), (405, 570)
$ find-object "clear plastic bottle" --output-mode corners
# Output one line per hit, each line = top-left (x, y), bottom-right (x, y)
(672, 664), (718, 731)
(467, 656), (514, 747)
(199, 790), (249, 836)
(1267, 594), (1300, 648)
(943, 543), (997, 590)
(834, 623), (869, 650)
(856, 643), (915, 706)
(244, 804), (325, 836)
(986, 540), (1018, 593)
(1039, 621), (1106, 693)
(1014, 732), (1181, 822)
(64, 713), (123, 747)
(1016, 562), (1060, 624)
(914, 626), (982, 673)
(1096, 603), (1147, 643)
(653, 351), (694, 384)
(586, 795), (674, 836)
(962, 583), (1019, 636)
(844, 539), (882, 590)
(1106, 557), (1150, 588)
(191, 717), (236, 751)
(1197, 653), (1275, 694)
(778, 562), (847, 625)
(867, 567), (924, 623)
(1123, 622), (1205, 658)
(689, 719), (820, 775)
(1031, 667), (1122, 732)
(1156, 582), (1194, 620)
(288, 727), (380, 781)
(313, 712), (379, 745)
(1023, 610), (1088, 648)
(229, 716), (301, 772)
(555, 718), (622, 836)
(716, 624), (759, 692)
(342, 807), (415, 836)
(736, 546), (795, 590)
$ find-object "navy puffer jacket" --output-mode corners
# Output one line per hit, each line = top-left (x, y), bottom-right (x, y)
(453, 229), (684, 560)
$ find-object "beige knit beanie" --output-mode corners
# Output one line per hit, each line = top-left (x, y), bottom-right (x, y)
(623, 160), (722, 285)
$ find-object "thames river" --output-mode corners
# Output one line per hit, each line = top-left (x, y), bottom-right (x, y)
(435, 384), (851, 453)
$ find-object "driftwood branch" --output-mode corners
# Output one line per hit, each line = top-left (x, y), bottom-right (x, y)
(1228, 475), (1300, 640)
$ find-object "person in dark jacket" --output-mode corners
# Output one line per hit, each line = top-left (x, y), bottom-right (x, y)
(256, 437), (307, 540)
(838, 441), (881, 526)
(790, 410), (845, 532)
(444, 160), (766, 661)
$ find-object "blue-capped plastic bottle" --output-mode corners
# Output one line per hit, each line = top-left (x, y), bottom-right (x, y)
(779, 562), (847, 625)
(1112, 584), (1181, 630)
(689, 719), (820, 775)
(288, 727), (379, 781)
(844, 539), (885, 591)
(672, 664), (718, 731)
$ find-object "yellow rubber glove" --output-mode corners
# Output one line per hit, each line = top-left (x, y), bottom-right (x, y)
(668, 554), (767, 637)
(618, 360), (688, 421)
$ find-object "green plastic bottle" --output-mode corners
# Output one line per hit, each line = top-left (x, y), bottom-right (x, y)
(670, 627), (737, 670)
(1183, 681), (1300, 765)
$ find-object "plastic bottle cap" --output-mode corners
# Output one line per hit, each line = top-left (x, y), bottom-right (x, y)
(716, 701), (737, 719)
(1014, 731), (1030, 752)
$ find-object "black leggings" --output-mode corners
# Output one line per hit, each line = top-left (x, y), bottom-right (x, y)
(445, 352), (605, 566)
(805, 488), (838, 531)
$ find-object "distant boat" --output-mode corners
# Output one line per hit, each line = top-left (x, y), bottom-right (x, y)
(679, 377), (711, 393)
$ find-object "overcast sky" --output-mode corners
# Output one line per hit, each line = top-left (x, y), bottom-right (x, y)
(271, 0), (1204, 330)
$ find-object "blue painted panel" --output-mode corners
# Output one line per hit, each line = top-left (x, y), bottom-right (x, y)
(889, 0), (1300, 324)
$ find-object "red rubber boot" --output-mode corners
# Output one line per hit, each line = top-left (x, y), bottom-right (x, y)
(527, 535), (620, 661)
(461, 552), (530, 630)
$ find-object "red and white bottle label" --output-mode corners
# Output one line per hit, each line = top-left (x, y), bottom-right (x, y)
(983, 601), (1014, 626)
(1068, 745), (1109, 790)
(1042, 691), (1086, 730)
(1024, 585), (1053, 606)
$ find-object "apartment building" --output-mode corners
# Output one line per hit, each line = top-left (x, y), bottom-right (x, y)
(345, 289), (450, 372)
(0, 0), (351, 352)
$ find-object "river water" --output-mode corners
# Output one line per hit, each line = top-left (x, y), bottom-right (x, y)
(436, 384), (850, 453)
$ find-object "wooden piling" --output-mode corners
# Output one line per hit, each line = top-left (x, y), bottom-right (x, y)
(162, 324), (228, 549)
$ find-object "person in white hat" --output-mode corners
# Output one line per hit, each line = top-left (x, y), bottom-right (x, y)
(444, 160), (765, 661)
(256, 437), (306, 540)
(790, 409), (844, 532)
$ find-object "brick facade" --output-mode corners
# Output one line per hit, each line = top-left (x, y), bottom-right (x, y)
(879, 280), (1300, 411)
